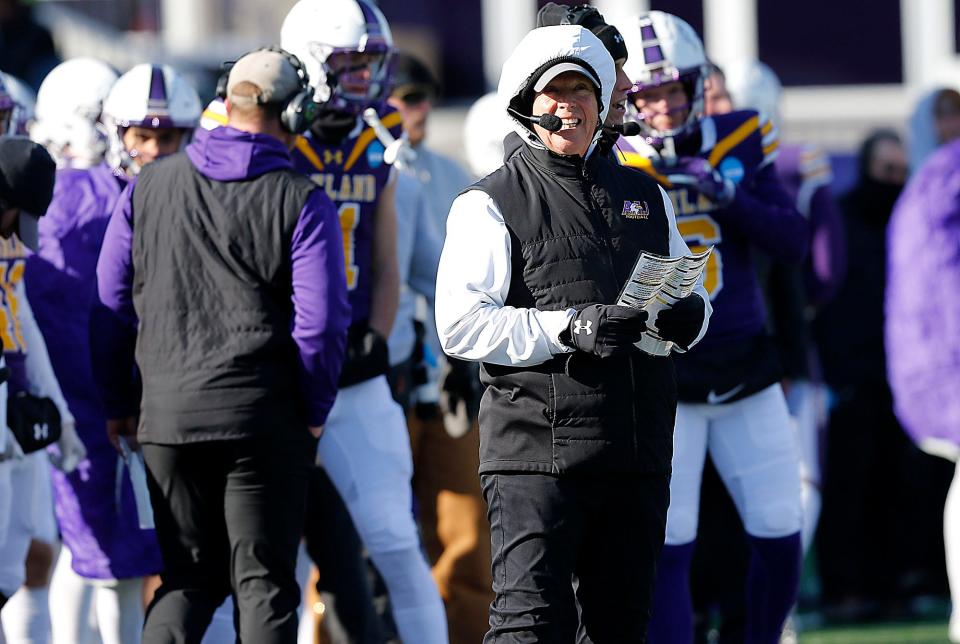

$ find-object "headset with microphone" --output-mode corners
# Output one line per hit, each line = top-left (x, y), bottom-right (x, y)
(216, 46), (321, 134)
(507, 107), (564, 132)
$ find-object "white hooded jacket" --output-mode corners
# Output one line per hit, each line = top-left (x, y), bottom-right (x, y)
(497, 25), (615, 154)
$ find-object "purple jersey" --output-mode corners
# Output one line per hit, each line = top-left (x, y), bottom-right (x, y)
(618, 110), (807, 350)
(775, 144), (845, 306)
(291, 108), (402, 324)
(25, 163), (163, 580)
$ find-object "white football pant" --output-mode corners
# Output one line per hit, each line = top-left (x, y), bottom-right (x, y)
(318, 376), (447, 644)
(665, 384), (803, 545)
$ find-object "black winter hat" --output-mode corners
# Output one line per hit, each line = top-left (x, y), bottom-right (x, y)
(391, 52), (440, 100)
(0, 136), (55, 216)
(0, 136), (56, 251)
(536, 3), (629, 63)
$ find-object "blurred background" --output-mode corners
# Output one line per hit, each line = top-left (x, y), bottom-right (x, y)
(12, 0), (958, 169)
(4, 1), (959, 642)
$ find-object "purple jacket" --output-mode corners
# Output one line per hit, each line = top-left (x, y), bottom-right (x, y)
(26, 163), (163, 579)
(886, 138), (960, 449)
(93, 126), (350, 429)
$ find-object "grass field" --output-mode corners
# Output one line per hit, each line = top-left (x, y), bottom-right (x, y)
(799, 620), (951, 643)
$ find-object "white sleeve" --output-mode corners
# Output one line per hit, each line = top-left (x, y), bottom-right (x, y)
(18, 280), (74, 424)
(435, 190), (576, 366)
(661, 186), (712, 348)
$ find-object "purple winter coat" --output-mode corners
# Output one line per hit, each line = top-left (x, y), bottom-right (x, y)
(885, 138), (960, 451)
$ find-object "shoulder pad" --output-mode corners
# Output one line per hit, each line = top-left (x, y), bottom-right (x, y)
(703, 109), (778, 170)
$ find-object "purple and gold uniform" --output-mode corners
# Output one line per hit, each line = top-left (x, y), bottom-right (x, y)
(289, 106), (449, 641)
(25, 163), (163, 580)
(618, 109), (809, 401)
(291, 108), (402, 322)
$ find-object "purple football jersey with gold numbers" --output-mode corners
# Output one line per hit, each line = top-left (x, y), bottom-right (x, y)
(617, 109), (799, 349)
(291, 107), (403, 324)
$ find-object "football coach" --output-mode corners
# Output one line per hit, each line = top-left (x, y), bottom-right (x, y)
(435, 26), (711, 643)
(92, 49), (350, 643)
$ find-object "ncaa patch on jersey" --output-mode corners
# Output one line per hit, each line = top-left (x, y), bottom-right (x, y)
(719, 157), (745, 184)
(622, 200), (650, 219)
(367, 140), (385, 169)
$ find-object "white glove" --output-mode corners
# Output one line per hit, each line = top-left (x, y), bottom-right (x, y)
(50, 419), (86, 474)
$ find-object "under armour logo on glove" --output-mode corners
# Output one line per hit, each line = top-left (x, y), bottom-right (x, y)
(562, 304), (648, 358)
(33, 423), (49, 441)
(574, 320), (593, 335)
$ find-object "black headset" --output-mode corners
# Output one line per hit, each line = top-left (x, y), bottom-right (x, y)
(216, 46), (320, 134)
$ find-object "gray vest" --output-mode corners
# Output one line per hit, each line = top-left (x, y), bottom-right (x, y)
(472, 139), (677, 475)
(131, 153), (316, 443)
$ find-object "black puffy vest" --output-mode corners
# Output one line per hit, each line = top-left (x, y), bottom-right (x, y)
(474, 136), (677, 475)
(131, 153), (316, 443)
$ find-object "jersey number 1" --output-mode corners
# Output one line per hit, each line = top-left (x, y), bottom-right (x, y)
(339, 202), (360, 291)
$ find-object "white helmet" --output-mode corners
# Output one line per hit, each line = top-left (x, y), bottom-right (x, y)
(724, 60), (783, 127)
(0, 74), (35, 136)
(463, 91), (514, 177)
(281, 0), (395, 116)
(619, 11), (708, 145)
(101, 63), (201, 173)
(30, 58), (119, 168)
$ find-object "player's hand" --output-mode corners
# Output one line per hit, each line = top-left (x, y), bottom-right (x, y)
(338, 326), (390, 387)
(562, 305), (648, 358)
(106, 416), (138, 454)
(50, 419), (87, 474)
(654, 294), (706, 350)
(660, 156), (735, 206)
(308, 425), (324, 439)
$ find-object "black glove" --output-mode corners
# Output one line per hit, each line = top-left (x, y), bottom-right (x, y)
(440, 357), (481, 438)
(655, 295), (706, 350)
(561, 304), (648, 358)
(338, 325), (390, 387)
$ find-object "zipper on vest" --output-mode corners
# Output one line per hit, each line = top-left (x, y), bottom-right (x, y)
(582, 164), (641, 464)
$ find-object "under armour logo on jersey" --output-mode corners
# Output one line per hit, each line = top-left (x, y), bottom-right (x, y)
(574, 320), (593, 336)
(323, 149), (344, 165)
(33, 423), (49, 441)
(622, 200), (649, 220)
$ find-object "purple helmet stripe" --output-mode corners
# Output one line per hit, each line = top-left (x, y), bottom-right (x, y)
(357, 1), (382, 38)
(146, 65), (170, 115)
(638, 18), (667, 69)
(644, 46), (665, 64)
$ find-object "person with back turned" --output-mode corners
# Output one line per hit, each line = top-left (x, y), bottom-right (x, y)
(91, 49), (350, 643)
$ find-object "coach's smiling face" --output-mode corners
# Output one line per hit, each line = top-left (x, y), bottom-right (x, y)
(532, 71), (599, 158)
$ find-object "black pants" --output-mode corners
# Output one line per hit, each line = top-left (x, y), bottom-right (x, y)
(481, 471), (670, 643)
(142, 434), (314, 644)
